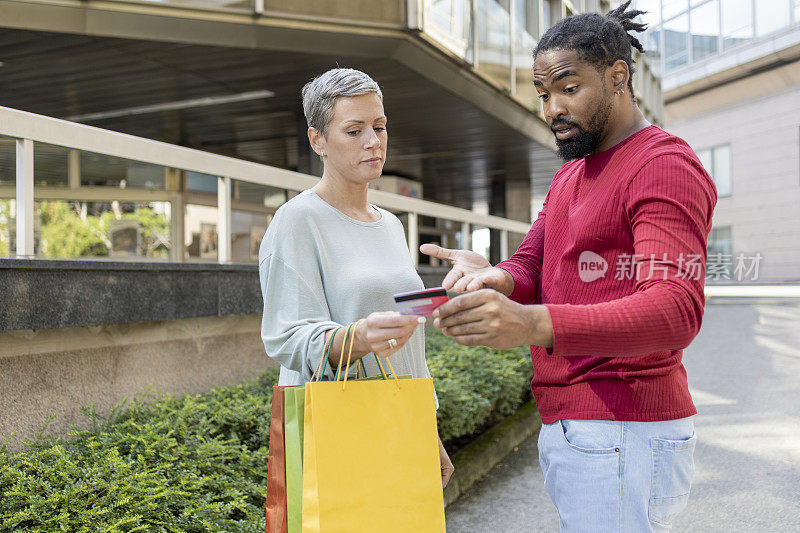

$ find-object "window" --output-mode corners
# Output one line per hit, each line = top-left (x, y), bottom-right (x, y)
(721, 0), (753, 50)
(697, 144), (732, 197)
(662, 0), (688, 20)
(690, 0), (719, 61)
(664, 13), (689, 71)
(81, 152), (164, 189)
(755, 0), (790, 37)
(707, 225), (733, 256)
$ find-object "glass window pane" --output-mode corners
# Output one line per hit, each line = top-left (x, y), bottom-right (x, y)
(708, 226), (733, 256)
(712, 145), (732, 197)
(36, 200), (171, 259)
(635, 0), (661, 27)
(231, 210), (272, 263)
(697, 149), (712, 173)
(0, 199), (12, 257)
(663, 0), (688, 20)
(186, 171), (218, 194)
(0, 137), (15, 187)
(664, 14), (689, 71)
(236, 180), (287, 208)
(185, 204), (218, 261)
(34, 142), (69, 187)
(721, 0), (753, 49)
(476, 0), (511, 90)
(756, 0), (790, 36)
(691, 1), (719, 61)
(81, 152), (165, 189)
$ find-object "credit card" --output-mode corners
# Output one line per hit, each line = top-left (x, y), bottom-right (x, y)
(393, 287), (449, 316)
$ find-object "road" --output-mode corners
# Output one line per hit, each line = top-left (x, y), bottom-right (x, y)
(445, 303), (800, 532)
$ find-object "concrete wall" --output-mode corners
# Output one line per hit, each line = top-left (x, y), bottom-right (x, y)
(0, 315), (274, 453)
(665, 69), (800, 282)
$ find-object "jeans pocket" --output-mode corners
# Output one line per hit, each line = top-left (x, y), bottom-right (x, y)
(559, 419), (621, 455)
(649, 433), (697, 527)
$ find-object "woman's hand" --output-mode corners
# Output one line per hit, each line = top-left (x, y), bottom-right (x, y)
(419, 244), (514, 295)
(438, 437), (454, 489)
(355, 311), (425, 358)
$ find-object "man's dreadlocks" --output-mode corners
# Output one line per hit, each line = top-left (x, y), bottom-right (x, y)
(534, 0), (648, 100)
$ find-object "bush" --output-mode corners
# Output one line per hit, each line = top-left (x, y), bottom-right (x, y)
(0, 369), (280, 532)
(426, 329), (532, 443)
(1, 332), (532, 531)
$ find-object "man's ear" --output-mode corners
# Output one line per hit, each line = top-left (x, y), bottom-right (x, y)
(307, 127), (325, 156)
(609, 59), (630, 93)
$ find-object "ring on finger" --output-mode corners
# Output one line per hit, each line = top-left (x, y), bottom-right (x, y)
(387, 338), (398, 349)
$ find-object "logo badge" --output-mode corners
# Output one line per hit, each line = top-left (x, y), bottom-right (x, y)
(578, 251), (608, 282)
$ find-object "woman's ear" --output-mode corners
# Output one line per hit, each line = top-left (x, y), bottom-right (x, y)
(308, 127), (325, 156)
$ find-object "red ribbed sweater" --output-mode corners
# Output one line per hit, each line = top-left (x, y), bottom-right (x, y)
(498, 126), (717, 424)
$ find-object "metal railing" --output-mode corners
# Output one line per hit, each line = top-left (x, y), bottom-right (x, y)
(0, 106), (531, 266)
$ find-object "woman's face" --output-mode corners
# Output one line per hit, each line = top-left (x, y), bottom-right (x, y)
(313, 92), (387, 185)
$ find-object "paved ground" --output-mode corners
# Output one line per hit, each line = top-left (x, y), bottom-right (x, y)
(445, 303), (800, 532)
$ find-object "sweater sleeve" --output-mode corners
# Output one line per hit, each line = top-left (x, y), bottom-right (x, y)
(259, 251), (341, 381)
(496, 189), (550, 304)
(544, 154), (717, 357)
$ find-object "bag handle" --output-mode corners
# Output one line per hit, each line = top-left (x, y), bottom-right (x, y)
(333, 321), (356, 382)
(340, 319), (364, 390)
(337, 320), (400, 391)
(312, 326), (342, 382)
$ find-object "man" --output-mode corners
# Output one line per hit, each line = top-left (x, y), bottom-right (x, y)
(421, 2), (717, 531)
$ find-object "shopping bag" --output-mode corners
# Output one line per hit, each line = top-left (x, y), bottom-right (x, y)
(301, 325), (446, 533)
(265, 386), (290, 533)
(284, 387), (306, 533)
(285, 326), (344, 533)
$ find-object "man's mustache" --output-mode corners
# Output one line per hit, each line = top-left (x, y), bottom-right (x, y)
(550, 118), (582, 133)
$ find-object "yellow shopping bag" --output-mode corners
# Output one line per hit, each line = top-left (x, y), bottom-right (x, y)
(301, 324), (446, 533)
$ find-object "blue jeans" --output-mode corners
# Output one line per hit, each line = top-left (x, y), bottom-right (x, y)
(537, 417), (696, 532)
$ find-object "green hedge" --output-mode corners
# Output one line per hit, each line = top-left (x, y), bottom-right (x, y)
(0, 329), (532, 531)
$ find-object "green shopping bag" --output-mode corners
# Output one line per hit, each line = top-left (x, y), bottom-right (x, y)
(284, 386), (306, 533)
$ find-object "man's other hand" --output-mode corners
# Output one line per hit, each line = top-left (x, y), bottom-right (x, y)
(419, 243), (514, 295)
(432, 289), (553, 350)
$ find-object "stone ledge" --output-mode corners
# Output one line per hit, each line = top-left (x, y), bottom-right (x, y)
(0, 259), (263, 332)
(443, 400), (542, 507)
(0, 259), (448, 333)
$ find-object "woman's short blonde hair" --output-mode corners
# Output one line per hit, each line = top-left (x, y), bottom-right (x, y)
(301, 68), (383, 135)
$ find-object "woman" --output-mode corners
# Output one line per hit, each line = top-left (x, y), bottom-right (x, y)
(258, 68), (453, 487)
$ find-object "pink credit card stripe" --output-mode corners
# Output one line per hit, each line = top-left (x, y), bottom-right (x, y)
(396, 295), (449, 316)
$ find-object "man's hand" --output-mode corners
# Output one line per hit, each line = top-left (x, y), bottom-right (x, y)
(433, 289), (553, 350)
(420, 243), (514, 295)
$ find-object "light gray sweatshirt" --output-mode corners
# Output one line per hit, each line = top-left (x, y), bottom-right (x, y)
(258, 189), (435, 394)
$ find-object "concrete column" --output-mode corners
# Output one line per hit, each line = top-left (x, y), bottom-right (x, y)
(15, 139), (34, 258)
(218, 176), (231, 263)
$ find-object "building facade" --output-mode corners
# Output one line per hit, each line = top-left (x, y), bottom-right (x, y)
(625, 0), (800, 282)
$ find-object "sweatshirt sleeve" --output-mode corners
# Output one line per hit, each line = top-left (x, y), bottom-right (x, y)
(544, 153), (717, 357)
(259, 252), (341, 381)
(496, 188), (550, 304)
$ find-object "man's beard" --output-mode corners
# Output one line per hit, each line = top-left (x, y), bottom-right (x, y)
(552, 95), (612, 161)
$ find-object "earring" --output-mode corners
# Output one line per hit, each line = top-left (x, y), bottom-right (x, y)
(616, 87), (625, 96)
(320, 151), (325, 157)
